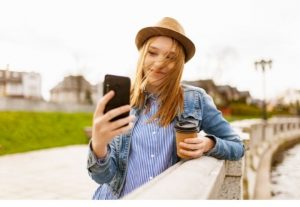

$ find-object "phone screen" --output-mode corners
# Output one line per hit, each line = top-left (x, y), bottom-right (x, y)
(103, 74), (131, 122)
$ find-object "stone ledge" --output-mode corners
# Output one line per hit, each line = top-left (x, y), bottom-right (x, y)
(123, 156), (226, 199)
(225, 160), (242, 176)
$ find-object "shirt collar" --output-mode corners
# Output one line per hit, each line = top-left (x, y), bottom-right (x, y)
(144, 91), (158, 102)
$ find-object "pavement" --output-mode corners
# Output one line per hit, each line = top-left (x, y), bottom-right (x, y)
(0, 145), (99, 199)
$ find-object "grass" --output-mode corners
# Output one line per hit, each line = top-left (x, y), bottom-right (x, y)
(0, 111), (93, 156)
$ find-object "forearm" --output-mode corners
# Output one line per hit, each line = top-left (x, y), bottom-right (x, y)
(87, 142), (117, 184)
(200, 91), (245, 160)
(204, 134), (244, 160)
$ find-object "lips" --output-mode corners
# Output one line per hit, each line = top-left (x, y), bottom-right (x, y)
(151, 70), (166, 75)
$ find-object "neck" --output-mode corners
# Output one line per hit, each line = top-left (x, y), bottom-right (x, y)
(145, 85), (159, 95)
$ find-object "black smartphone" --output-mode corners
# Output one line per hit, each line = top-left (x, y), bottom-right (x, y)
(103, 74), (131, 122)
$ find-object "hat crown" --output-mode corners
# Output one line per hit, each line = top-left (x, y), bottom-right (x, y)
(155, 17), (185, 35)
(135, 17), (195, 62)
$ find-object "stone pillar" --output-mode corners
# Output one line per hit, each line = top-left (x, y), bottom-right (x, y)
(217, 159), (243, 199)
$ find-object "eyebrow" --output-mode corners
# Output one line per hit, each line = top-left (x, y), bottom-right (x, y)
(149, 46), (176, 55)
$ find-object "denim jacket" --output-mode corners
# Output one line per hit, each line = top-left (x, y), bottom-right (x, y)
(86, 84), (245, 197)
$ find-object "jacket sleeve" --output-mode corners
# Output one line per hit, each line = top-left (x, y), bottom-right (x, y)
(200, 90), (245, 160)
(86, 138), (118, 184)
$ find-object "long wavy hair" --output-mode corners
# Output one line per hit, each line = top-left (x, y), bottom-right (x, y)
(131, 36), (185, 127)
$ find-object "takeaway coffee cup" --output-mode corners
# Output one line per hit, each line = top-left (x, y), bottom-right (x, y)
(175, 121), (198, 159)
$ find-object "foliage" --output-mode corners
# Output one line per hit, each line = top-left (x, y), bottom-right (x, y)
(0, 111), (92, 155)
(228, 102), (262, 117)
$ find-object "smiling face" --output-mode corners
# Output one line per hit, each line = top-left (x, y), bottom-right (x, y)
(131, 35), (185, 126)
(143, 36), (177, 93)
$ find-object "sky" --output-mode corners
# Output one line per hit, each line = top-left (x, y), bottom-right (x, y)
(0, 0), (300, 101)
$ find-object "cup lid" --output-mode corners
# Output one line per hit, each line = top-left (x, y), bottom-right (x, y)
(175, 121), (198, 132)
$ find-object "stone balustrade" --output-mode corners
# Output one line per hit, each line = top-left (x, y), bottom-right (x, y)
(123, 157), (243, 199)
(235, 117), (300, 199)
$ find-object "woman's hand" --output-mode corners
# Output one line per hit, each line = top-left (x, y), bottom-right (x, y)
(91, 90), (135, 158)
(178, 135), (215, 159)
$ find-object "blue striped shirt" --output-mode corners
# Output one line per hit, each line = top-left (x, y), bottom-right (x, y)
(93, 94), (175, 199)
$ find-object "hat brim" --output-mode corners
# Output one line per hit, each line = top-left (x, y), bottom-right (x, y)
(135, 26), (195, 63)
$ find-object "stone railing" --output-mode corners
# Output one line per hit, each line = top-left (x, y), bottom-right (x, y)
(232, 117), (300, 199)
(123, 156), (243, 199)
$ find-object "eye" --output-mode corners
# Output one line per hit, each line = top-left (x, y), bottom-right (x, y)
(166, 55), (176, 60)
(147, 51), (157, 56)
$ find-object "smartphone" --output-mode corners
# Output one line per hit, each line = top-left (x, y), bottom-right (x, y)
(103, 74), (131, 122)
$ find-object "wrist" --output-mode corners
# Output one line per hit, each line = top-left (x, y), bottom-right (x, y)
(91, 139), (108, 159)
(204, 137), (215, 153)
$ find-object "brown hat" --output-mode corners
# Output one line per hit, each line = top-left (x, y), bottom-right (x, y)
(135, 17), (196, 63)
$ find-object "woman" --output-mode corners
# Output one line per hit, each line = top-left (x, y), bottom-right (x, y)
(87, 17), (244, 199)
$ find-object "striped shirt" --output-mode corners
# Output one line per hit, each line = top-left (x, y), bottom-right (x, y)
(93, 94), (175, 199)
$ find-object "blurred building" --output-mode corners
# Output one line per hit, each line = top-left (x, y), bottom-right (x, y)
(50, 75), (98, 104)
(182, 79), (252, 107)
(217, 85), (252, 104)
(0, 67), (42, 100)
(238, 91), (252, 104)
(91, 82), (103, 105)
(217, 85), (239, 102)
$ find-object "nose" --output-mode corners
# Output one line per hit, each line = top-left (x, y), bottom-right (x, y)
(152, 59), (164, 71)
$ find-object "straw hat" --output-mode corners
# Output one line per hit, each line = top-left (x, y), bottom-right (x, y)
(135, 17), (196, 62)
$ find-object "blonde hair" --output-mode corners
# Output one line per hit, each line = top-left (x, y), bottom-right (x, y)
(131, 36), (185, 127)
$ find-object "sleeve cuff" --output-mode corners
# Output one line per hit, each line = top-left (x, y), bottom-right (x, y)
(87, 141), (111, 168)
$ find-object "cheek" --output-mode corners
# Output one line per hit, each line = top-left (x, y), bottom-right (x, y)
(164, 63), (175, 73)
(144, 56), (153, 67)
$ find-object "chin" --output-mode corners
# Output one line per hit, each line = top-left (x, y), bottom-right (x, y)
(148, 78), (163, 87)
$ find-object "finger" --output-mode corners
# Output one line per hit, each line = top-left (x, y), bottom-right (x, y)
(102, 104), (131, 122)
(184, 137), (203, 144)
(94, 90), (115, 117)
(179, 142), (203, 150)
(110, 122), (134, 137)
(109, 115), (135, 130)
(179, 148), (203, 159)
